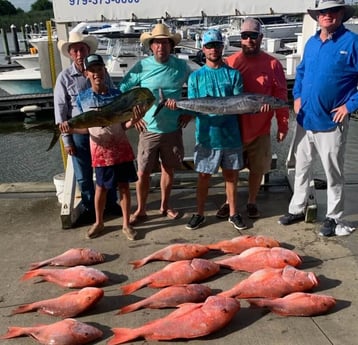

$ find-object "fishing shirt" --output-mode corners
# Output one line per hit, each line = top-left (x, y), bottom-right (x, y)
(119, 55), (191, 134)
(54, 62), (113, 147)
(293, 25), (358, 131)
(76, 88), (135, 167)
(225, 51), (289, 144)
(188, 63), (243, 149)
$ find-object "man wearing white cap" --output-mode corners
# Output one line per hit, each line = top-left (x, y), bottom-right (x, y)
(279, 0), (358, 237)
(54, 32), (121, 224)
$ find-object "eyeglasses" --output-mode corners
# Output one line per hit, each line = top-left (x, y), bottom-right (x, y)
(319, 7), (342, 15)
(204, 42), (223, 49)
(240, 32), (260, 40)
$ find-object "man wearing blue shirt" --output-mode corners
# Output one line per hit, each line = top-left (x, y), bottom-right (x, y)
(279, 0), (358, 236)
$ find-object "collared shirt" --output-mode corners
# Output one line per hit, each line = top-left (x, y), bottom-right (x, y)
(53, 62), (113, 146)
(119, 55), (191, 134)
(293, 25), (358, 131)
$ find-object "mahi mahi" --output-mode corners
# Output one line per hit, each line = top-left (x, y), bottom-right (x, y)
(154, 90), (289, 116)
(47, 87), (155, 151)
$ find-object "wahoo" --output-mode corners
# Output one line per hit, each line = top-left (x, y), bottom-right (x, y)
(47, 87), (155, 151)
(154, 89), (288, 116)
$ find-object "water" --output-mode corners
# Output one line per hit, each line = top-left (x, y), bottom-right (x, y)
(1, 109), (357, 184)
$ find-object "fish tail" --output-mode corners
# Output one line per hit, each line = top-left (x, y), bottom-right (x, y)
(0, 327), (27, 339)
(20, 269), (40, 281)
(246, 298), (267, 308)
(128, 259), (146, 269)
(117, 301), (141, 315)
(46, 127), (61, 151)
(120, 280), (144, 295)
(11, 304), (33, 315)
(29, 262), (45, 270)
(108, 328), (139, 345)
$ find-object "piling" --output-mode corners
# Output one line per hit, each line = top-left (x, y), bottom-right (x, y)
(10, 24), (20, 54)
(0, 28), (11, 63)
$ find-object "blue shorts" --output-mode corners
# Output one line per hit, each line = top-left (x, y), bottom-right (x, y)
(194, 144), (244, 174)
(95, 161), (138, 189)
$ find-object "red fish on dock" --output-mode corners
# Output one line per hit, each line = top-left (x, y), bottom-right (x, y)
(206, 235), (280, 254)
(247, 292), (336, 316)
(21, 265), (109, 288)
(118, 284), (212, 314)
(29, 248), (105, 270)
(120, 258), (220, 295)
(11, 287), (104, 318)
(215, 247), (302, 272)
(0, 318), (103, 344)
(219, 265), (318, 298)
(129, 243), (210, 269)
(108, 296), (240, 344)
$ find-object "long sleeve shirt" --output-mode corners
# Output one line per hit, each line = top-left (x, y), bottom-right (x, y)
(226, 50), (289, 144)
(119, 55), (191, 134)
(293, 25), (358, 131)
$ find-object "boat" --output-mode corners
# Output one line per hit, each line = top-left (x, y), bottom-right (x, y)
(0, 67), (52, 95)
(225, 14), (303, 47)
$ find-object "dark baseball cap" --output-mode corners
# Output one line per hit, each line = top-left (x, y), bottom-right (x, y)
(84, 54), (105, 70)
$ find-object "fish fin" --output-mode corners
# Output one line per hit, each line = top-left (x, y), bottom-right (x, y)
(153, 88), (167, 117)
(46, 127), (61, 151)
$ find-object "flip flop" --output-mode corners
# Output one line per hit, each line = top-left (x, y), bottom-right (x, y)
(160, 209), (181, 220)
(129, 214), (148, 225)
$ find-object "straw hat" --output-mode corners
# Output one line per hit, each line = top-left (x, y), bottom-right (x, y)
(140, 23), (182, 48)
(57, 32), (98, 58)
(307, 0), (354, 22)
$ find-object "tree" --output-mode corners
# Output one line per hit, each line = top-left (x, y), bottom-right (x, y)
(0, 0), (17, 15)
(31, 0), (53, 12)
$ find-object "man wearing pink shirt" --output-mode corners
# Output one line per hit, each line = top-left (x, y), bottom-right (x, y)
(218, 17), (289, 219)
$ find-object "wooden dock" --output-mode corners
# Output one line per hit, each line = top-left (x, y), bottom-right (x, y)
(0, 92), (53, 116)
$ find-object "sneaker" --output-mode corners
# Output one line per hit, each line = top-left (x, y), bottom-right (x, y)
(278, 213), (305, 225)
(319, 218), (337, 237)
(122, 226), (137, 241)
(185, 214), (206, 230)
(247, 204), (260, 219)
(228, 214), (247, 231)
(216, 203), (230, 219)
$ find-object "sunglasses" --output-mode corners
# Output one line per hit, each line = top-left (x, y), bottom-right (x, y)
(240, 32), (260, 40)
(204, 42), (223, 49)
(319, 7), (342, 15)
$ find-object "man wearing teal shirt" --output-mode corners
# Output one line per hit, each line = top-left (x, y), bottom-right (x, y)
(185, 29), (246, 231)
(119, 24), (192, 224)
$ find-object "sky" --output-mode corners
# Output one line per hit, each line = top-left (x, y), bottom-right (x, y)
(9, 1), (35, 12)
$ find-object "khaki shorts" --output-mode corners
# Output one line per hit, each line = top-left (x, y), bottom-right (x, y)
(243, 134), (272, 174)
(137, 130), (184, 173)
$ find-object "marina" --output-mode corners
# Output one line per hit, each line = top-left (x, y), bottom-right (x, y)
(0, 1), (358, 345)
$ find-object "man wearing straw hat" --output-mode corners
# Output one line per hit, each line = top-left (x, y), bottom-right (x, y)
(119, 23), (192, 225)
(54, 32), (121, 224)
(279, 0), (358, 237)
